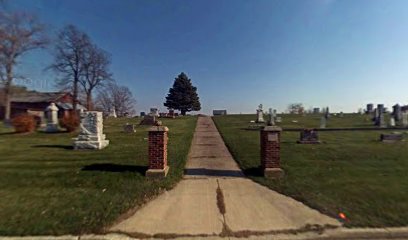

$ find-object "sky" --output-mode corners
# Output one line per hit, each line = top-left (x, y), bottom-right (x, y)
(5, 0), (408, 114)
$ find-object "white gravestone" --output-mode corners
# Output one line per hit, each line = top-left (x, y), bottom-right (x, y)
(390, 117), (396, 127)
(74, 111), (109, 149)
(320, 116), (326, 128)
(267, 108), (275, 126)
(256, 104), (265, 123)
(45, 103), (59, 132)
(108, 107), (117, 118)
(402, 112), (408, 127)
(150, 108), (159, 117)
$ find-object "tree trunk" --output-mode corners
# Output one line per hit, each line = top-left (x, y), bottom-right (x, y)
(4, 87), (10, 121)
(73, 76), (78, 112)
(4, 64), (13, 121)
(181, 110), (186, 116)
(86, 92), (92, 111)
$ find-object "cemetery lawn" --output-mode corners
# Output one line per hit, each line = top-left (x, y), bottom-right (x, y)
(0, 116), (196, 235)
(214, 114), (408, 228)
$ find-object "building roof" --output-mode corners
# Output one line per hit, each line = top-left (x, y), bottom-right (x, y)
(11, 92), (69, 103)
(213, 110), (227, 115)
(56, 102), (87, 110)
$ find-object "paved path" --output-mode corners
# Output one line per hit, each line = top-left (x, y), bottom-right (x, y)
(110, 116), (341, 238)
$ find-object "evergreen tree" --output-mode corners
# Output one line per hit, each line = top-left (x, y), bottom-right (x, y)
(164, 72), (201, 115)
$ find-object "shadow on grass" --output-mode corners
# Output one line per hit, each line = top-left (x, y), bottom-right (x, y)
(82, 163), (147, 174)
(240, 127), (262, 131)
(0, 132), (18, 136)
(37, 130), (71, 134)
(32, 144), (74, 150)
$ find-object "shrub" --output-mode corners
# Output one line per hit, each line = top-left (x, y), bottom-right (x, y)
(60, 113), (80, 132)
(11, 114), (37, 133)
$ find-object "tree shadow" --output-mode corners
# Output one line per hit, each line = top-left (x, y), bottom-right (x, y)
(240, 127), (262, 131)
(242, 167), (264, 177)
(32, 144), (74, 150)
(37, 130), (70, 134)
(184, 168), (245, 177)
(0, 132), (18, 136)
(82, 163), (147, 174)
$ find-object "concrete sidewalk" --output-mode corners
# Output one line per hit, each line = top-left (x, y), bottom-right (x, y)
(109, 116), (341, 237)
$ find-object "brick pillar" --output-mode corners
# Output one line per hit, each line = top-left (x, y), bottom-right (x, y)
(146, 126), (169, 178)
(260, 126), (284, 179)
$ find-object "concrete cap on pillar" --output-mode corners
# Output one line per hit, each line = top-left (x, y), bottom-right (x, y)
(149, 126), (169, 132)
(262, 126), (282, 132)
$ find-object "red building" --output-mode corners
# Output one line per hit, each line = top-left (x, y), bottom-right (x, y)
(0, 92), (86, 120)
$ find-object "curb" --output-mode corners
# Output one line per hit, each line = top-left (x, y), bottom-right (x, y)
(1, 227), (408, 240)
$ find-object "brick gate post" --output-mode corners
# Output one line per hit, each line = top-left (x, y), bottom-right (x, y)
(260, 126), (284, 179)
(146, 126), (169, 178)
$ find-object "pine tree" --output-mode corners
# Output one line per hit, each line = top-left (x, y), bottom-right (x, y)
(164, 72), (201, 115)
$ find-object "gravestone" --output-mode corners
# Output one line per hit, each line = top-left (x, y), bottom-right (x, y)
(297, 129), (321, 144)
(373, 108), (379, 123)
(45, 103), (59, 132)
(325, 107), (330, 119)
(123, 123), (136, 133)
(393, 104), (402, 122)
(256, 104), (265, 123)
(374, 106), (386, 127)
(168, 109), (176, 118)
(272, 109), (278, 122)
(73, 111), (109, 149)
(377, 104), (384, 113)
(150, 108), (159, 117)
(267, 108), (275, 126)
(402, 112), (408, 127)
(320, 116), (326, 128)
(377, 104), (385, 126)
(140, 115), (156, 125)
(366, 103), (374, 114)
(108, 107), (117, 118)
(390, 117), (396, 127)
(380, 133), (403, 143)
(377, 110), (386, 128)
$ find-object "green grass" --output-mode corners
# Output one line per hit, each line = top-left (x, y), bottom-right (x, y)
(214, 114), (408, 228)
(0, 116), (197, 235)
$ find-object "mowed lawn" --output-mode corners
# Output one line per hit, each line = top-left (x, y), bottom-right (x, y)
(214, 114), (408, 228)
(0, 116), (196, 235)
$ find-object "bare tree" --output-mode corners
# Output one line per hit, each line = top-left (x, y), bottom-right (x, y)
(95, 83), (136, 117)
(80, 44), (113, 110)
(0, 11), (48, 120)
(49, 25), (90, 112)
(287, 103), (304, 114)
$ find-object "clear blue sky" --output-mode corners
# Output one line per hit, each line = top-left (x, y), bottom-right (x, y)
(7, 0), (408, 114)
